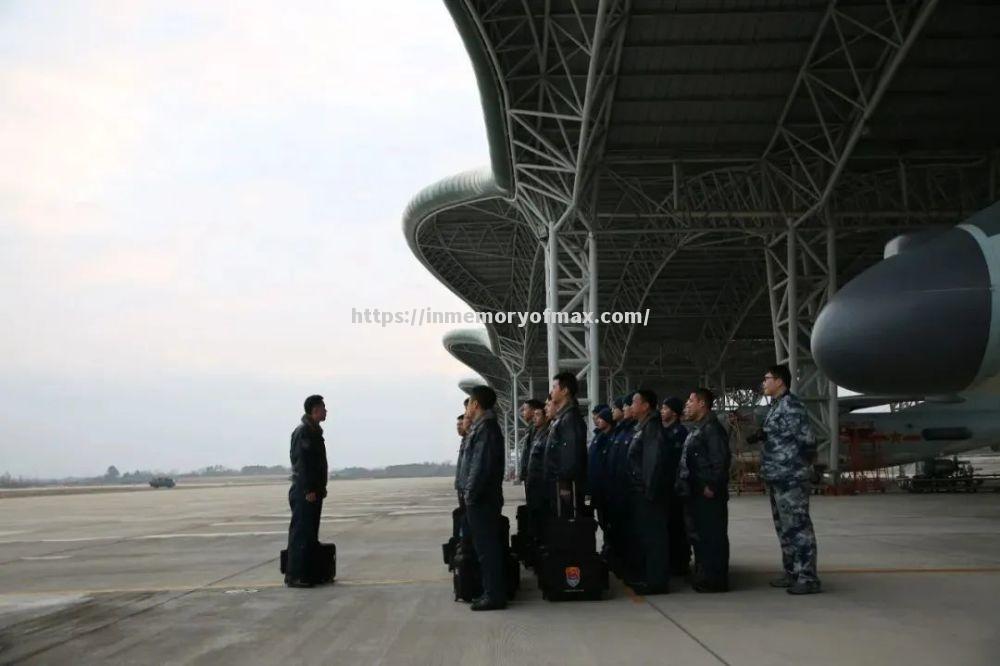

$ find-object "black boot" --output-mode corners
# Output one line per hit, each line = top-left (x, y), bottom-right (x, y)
(787, 580), (822, 595)
(470, 597), (507, 611)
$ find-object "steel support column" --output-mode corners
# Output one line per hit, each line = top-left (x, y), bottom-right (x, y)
(587, 232), (600, 405)
(826, 223), (840, 480)
(546, 224), (559, 382)
(511, 369), (519, 479)
(786, 223), (799, 388)
(765, 215), (838, 474)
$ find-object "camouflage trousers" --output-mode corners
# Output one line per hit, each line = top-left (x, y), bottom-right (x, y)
(768, 482), (819, 583)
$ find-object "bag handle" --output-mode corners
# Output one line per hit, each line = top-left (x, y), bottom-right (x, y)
(555, 481), (577, 521)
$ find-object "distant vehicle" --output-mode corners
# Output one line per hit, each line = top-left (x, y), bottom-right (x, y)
(149, 476), (175, 489)
(898, 458), (983, 494)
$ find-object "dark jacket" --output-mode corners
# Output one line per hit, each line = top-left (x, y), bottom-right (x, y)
(290, 416), (328, 498)
(462, 410), (505, 507)
(661, 420), (688, 497)
(627, 416), (667, 501)
(543, 402), (588, 486)
(587, 427), (613, 505)
(454, 433), (469, 492)
(525, 421), (550, 507)
(607, 419), (635, 503)
(677, 414), (731, 497)
(517, 424), (535, 482)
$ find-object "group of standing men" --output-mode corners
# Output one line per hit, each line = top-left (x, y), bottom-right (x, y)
(281, 364), (821, 602)
(510, 362), (822, 598)
(520, 381), (731, 594)
(453, 372), (591, 610)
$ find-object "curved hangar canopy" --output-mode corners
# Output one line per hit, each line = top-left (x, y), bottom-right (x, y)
(458, 376), (487, 396)
(405, 0), (1000, 404)
(443, 328), (514, 414)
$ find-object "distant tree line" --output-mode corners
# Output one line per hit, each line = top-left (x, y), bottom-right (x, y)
(1, 461), (455, 489)
(330, 461), (456, 480)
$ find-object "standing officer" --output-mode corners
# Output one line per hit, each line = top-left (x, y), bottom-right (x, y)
(627, 390), (670, 595)
(678, 388), (731, 592)
(286, 394), (329, 588)
(543, 372), (588, 514)
(455, 409), (470, 507)
(587, 405), (614, 539)
(606, 393), (636, 575)
(517, 399), (538, 484)
(760, 364), (822, 595)
(525, 397), (553, 554)
(451, 411), (471, 547)
(660, 397), (690, 576)
(461, 385), (507, 611)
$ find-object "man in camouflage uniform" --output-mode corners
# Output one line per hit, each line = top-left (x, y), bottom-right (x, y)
(760, 364), (822, 595)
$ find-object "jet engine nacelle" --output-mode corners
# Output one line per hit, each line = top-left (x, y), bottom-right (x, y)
(812, 200), (1000, 395)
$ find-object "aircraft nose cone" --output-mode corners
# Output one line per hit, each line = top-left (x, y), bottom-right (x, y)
(812, 228), (991, 394)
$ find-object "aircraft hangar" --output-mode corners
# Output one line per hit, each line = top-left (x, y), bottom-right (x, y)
(404, 0), (1000, 476)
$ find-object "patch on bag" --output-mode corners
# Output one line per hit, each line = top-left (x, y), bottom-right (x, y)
(565, 566), (581, 588)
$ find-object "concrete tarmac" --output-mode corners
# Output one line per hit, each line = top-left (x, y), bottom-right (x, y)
(0, 478), (998, 665)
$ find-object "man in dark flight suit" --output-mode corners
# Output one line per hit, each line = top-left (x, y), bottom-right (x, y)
(678, 388), (731, 592)
(626, 389), (670, 595)
(587, 405), (614, 538)
(606, 393), (635, 575)
(286, 394), (329, 588)
(455, 408), (470, 507)
(517, 399), (539, 484)
(660, 397), (690, 576)
(525, 399), (550, 511)
(451, 411), (470, 544)
(525, 398), (552, 551)
(461, 385), (507, 611)
(543, 372), (588, 515)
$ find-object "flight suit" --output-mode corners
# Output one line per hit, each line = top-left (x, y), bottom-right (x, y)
(525, 421), (552, 545)
(543, 402), (588, 514)
(587, 427), (613, 532)
(461, 409), (506, 602)
(677, 414), (731, 590)
(287, 416), (328, 583)
(605, 418), (635, 573)
(517, 424), (535, 483)
(662, 420), (690, 574)
(626, 416), (670, 591)
(455, 432), (469, 506)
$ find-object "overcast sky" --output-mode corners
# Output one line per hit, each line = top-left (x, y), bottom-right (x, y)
(0, 1), (490, 478)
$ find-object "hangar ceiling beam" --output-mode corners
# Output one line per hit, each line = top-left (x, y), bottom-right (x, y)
(487, 0), (630, 406)
(763, 0), (939, 232)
